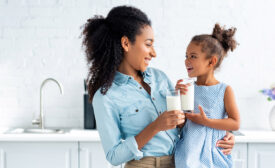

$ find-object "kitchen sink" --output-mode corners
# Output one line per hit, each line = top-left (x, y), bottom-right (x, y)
(5, 128), (65, 134)
(24, 128), (64, 134)
(232, 130), (244, 136)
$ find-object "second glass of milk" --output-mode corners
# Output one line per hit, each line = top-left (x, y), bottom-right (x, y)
(180, 78), (194, 113)
(166, 89), (181, 111)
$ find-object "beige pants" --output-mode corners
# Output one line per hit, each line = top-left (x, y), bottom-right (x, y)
(124, 155), (175, 168)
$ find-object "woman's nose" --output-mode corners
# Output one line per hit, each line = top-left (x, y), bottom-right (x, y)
(150, 47), (156, 57)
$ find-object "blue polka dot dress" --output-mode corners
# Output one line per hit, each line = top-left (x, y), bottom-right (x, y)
(175, 83), (233, 168)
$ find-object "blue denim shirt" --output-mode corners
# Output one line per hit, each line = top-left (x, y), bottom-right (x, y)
(93, 67), (179, 166)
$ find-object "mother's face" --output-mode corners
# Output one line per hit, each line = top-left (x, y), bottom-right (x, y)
(121, 25), (156, 72)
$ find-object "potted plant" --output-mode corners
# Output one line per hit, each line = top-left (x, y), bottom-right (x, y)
(260, 84), (275, 131)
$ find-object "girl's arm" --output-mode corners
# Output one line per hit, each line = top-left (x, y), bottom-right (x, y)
(185, 86), (240, 131)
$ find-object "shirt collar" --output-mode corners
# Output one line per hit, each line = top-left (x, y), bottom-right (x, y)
(114, 69), (152, 85)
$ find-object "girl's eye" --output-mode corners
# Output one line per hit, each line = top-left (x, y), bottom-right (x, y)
(146, 44), (152, 47)
(191, 55), (197, 59)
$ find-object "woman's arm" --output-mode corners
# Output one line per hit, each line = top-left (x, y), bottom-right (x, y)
(185, 86), (240, 131)
(93, 91), (185, 165)
(135, 110), (185, 150)
(93, 93), (140, 166)
(217, 131), (235, 155)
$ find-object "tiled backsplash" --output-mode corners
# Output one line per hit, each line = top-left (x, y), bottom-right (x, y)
(0, 0), (275, 129)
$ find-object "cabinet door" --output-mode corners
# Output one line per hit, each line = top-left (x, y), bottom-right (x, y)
(0, 142), (78, 168)
(79, 142), (123, 168)
(248, 143), (275, 168)
(231, 143), (247, 168)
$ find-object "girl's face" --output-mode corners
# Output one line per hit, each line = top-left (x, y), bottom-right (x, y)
(185, 42), (212, 77)
(122, 25), (156, 73)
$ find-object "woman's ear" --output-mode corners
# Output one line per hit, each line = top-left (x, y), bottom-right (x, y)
(209, 55), (218, 67)
(121, 36), (130, 52)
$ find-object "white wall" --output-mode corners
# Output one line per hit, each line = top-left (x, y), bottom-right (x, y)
(0, 0), (275, 130)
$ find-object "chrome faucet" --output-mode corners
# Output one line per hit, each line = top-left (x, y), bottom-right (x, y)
(32, 78), (63, 129)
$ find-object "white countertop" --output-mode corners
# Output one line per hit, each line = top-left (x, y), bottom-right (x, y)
(1, 128), (275, 143)
(0, 128), (101, 142)
(235, 130), (275, 143)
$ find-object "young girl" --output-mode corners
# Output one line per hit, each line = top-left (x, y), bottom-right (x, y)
(174, 24), (240, 168)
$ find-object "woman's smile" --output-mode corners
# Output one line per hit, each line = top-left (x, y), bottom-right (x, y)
(144, 57), (151, 66)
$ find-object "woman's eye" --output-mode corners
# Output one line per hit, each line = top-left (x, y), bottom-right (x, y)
(185, 55), (188, 59)
(146, 44), (152, 47)
(191, 55), (196, 59)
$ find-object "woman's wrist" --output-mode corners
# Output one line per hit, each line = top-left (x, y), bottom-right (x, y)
(151, 120), (160, 134)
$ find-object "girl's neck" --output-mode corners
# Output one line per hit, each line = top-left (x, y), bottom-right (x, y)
(196, 73), (219, 86)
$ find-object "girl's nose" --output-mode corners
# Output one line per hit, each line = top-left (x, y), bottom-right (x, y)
(185, 58), (190, 64)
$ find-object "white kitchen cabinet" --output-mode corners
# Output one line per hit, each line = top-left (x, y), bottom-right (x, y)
(248, 143), (275, 168)
(0, 142), (78, 168)
(231, 143), (247, 168)
(79, 142), (123, 168)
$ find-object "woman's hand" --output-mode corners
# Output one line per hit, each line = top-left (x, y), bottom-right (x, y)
(154, 110), (185, 131)
(216, 132), (235, 155)
(185, 105), (209, 126)
(175, 79), (190, 95)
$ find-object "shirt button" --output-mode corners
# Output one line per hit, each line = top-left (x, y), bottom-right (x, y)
(129, 77), (132, 80)
(135, 109), (139, 112)
(152, 97), (155, 101)
(139, 87), (142, 89)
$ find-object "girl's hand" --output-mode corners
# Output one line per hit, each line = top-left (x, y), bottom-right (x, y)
(216, 132), (235, 155)
(154, 110), (185, 131)
(175, 79), (190, 95)
(185, 105), (208, 125)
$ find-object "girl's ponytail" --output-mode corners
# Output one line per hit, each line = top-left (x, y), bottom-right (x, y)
(212, 23), (237, 54)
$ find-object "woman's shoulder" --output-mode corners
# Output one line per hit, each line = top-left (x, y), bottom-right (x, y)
(93, 89), (110, 103)
(93, 85), (118, 102)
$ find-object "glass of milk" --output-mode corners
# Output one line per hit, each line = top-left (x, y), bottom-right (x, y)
(166, 89), (181, 111)
(180, 78), (194, 113)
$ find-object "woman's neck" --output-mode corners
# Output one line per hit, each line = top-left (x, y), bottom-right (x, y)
(196, 72), (219, 86)
(118, 61), (142, 83)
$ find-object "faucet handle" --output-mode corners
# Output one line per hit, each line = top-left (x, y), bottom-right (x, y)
(32, 118), (41, 125)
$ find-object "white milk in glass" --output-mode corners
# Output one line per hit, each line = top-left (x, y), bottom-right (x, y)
(181, 79), (194, 112)
(166, 95), (181, 111)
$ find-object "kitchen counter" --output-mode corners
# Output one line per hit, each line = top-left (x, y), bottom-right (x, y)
(235, 130), (275, 143)
(1, 128), (275, 143)
(0, 129), (101, 142)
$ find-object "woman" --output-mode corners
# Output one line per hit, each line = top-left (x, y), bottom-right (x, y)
(82, 5), (235, 168)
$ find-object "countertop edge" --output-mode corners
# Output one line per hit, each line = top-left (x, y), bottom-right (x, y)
(1, 130), (275, 143)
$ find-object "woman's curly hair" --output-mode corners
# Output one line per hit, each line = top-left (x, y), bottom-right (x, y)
(191, 23), (238, 69)
(81, 6), (151, 101)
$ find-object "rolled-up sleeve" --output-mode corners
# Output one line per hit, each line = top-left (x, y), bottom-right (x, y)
(93, 90), (143, 166)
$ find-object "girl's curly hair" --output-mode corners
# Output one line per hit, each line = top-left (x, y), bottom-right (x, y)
(191, 23), (238, 69)
(81, 6), (151, 101)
